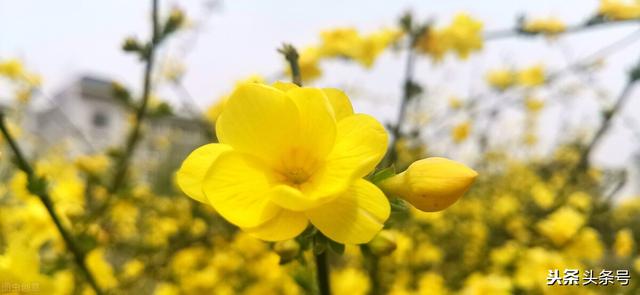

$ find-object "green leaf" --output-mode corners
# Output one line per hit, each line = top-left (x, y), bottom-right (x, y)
(369, 166), (396, 184)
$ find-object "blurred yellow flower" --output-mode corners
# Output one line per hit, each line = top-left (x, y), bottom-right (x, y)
(449, 96), (463, 109)
(380, 157), (477, 212)
(565, 227), (604, 261)
(445, 13), (484, 59)
(598, 0), (640, 20)
(86, 247), (118, 289)
(417, 272), (448, 295)
(178, 83), (389, 244)
(517, 64), (545, 87)
(462, 273), (512, 295)
(525, 96), (545, 113)
(331, 267), (370, 295)
(416, 28), (451, 61)
(0, 58), (25, 79)
(522, 17), (567, 36)
(485, 68), (515, 90)
(452, 121), (471, 143)
(613, 228), (635, 257)
(75, 154), (110, 175)
(296, 47), (323, 82)
(536, 207), (585, 246)
(319, 27), (402, 68)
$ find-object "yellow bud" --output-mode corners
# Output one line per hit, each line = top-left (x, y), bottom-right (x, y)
(379, 157), (477, 212)
(367, 230), (397, 257)
(273, 239), (300, 264)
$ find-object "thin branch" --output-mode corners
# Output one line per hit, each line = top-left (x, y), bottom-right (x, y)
(484, 17), (640, 41)
(0, 112), (104, 295)
(109, 0), (160, 193)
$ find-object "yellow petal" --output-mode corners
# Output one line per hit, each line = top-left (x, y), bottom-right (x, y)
(245, 209), (308, 241)
(380, 157), (477, 212)
(269, 184), (325, 212)
(306, 179), (390, 244)
(286, 87), (337, 160)
(202, 151), (279, 228)
(322, 88), (354, 121)
(326, 114), (388, 179)
(215, 83), (300, 167)
(176, 143), (232, 203)
(272, 81), (299, 91)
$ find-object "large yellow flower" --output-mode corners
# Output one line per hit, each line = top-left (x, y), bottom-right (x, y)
(177, 82), (390, 244)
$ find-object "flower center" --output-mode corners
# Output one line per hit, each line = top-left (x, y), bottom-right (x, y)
(284, 168), (312, 185)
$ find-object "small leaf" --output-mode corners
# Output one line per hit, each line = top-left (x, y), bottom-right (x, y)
(369, 166), (396, 184)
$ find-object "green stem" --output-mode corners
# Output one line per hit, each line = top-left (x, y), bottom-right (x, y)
(109, 0), (160, 194)
(279, 44), (302, 86)
(362, 246), (381, 295)
(383, 34), (418, 167)
(0, 112), (104, 295)
(315, 251), (332, 295)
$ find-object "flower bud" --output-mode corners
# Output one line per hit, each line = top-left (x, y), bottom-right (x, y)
(379, 157), (477, 212)
(367, 230), (397, 257)
(274, 239), (300, 264)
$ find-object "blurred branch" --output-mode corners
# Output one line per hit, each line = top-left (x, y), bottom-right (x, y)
(383, 15), (425, 167)
(485, 17), (640, 41)
(279, 44), (302, 86)
(0, 112), (104, 295)
(109, 0), (161, 194)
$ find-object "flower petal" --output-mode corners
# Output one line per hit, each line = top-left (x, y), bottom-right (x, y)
(272, 81), (299, 91)
(176, 143), (232, 203)
(244, 209), (308, 241)
(215, 83), (300, 166)
(286, 87), (337, 160)
(326, 114), (388, 179)
(322, 88), (354, 121)
(202, 151), (279, 228)
(306, 179), (390, 244)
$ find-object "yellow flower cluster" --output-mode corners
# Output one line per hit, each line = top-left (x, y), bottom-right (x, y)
(0, 58), (42, 103)
(417, 13), (484, 61)
(485, 64), (546, 90)
(522, 17), (567, 36)
(291, 27), (403, 82)
(598, 0), (640, 20)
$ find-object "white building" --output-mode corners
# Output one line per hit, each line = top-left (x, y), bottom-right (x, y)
(25, 76), (209, 190)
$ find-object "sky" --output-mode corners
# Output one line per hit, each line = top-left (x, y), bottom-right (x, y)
(1, 0), (640, 194)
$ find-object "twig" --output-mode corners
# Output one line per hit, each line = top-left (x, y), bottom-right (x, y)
(0, 112), (104, 295)
(484, 18), (640, 41)
(109, 0), (160, 193)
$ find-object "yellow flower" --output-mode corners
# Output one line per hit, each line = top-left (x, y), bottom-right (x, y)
(354, 28), (403, 68)
(536, 207), (585, 246)
(452, 121), (471, 143)
(522, 17), (567, 36)
(462, 273), (512, 295)
(205, 75), (265, 123)
(0, 58), (24, 79)
(444, 13), (484, 59)
(598, 0), (640, 20)
(418, 272), (448, 295)
(486, 68), (515, 90)
(319, 27), (361, 58)
(449, 96), (463, 109)
(75, 154), (110, 175)
(177, 82), (389, 244)
(86, 247), (118, 289)
(613, 228), (635, 257)
(331, 268), (370, 295)
(416, 28), (451, 61)
(296, 47), (323, 82)
(379, 157), (477, 212)
(517, 64), (545, 87)
(531, 183), (554, 209)
(565, 227), (604, 261)
(525, 96), (545, 113)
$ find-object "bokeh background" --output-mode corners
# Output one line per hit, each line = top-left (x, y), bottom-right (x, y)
(1, 0), (640, 294)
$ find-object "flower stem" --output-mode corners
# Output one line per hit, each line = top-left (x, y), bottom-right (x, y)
(383, 33), (418, 167)
(278, 44), (302, 86)
(109, 0), (160, 194)
(315, 251), (332, 295)
(0, 112), (104, 295)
